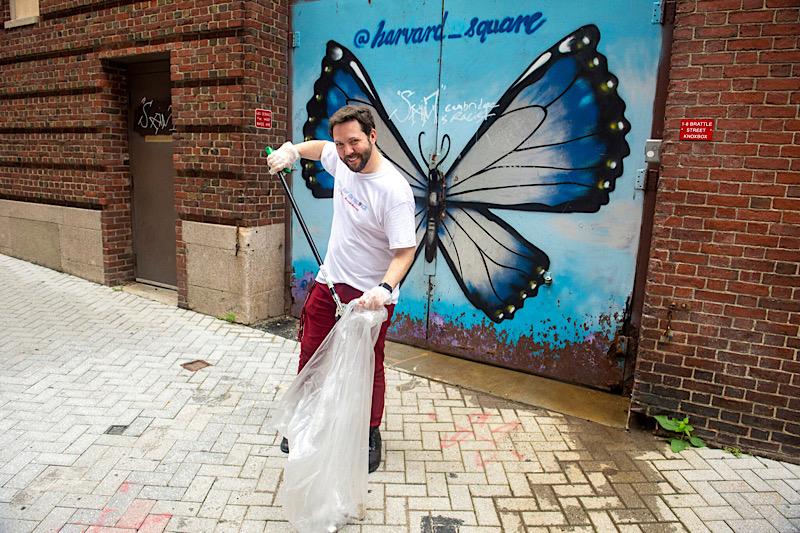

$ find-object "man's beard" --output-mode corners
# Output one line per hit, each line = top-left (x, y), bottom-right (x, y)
(344, 143), (373, 172)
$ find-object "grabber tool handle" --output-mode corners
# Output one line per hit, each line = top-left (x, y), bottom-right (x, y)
(318, 266), (346, 318)
(265, 146), (346, 318)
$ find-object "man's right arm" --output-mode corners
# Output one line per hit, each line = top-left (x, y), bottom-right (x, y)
(293, 140), (327, 161)
(267, 140), (328, 174)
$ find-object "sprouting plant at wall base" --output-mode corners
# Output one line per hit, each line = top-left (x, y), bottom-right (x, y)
(654, 415), (706, 453)
(724, 446), (743, 458)
(221, 312), (236, 323)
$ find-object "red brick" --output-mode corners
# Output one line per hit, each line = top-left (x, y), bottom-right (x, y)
(712, 396), (755, 413)
(729, 10), (775, 24)
(748, 131), (795, 144)
(746, 390), (790, 407)
(756, 78), (800, 91)
(761, 49), (800, 63)
(697, 0), (747, 11)
(734, 233), (781, 247)
(762, 22), (800, 36)
(750, 106), (797, 120)
(695, 25), (740, 38)
(728, 38), (775, 51)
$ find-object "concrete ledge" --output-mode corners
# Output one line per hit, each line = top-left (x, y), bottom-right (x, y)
(183, 220), (285, 324)
(4, 15), (40, 29)
(0, 200), (103, 283)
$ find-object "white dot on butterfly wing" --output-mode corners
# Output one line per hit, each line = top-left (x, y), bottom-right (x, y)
(532, 52), (551, 72)
(329, 47), (343, 61)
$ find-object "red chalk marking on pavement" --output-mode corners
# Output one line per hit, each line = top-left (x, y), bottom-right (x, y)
(137, 513), (173, 533)
(90, 506), (117, 528)
(467, 413), (491, 424)
(441, 427), (474, 449)
(492, 421), (523, 434)
(440, 413), (525, 462)
(115, 499), (156, 529)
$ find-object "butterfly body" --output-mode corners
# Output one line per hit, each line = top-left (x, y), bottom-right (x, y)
(424, 164), (446, 263)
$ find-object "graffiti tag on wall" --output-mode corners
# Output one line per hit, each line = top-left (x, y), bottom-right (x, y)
(389, 88), (496, 128)
(134, 97), (175, 136)
(354, 10), (546, 49)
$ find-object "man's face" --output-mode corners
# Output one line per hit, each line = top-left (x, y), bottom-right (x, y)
(332, 120), (376, 173)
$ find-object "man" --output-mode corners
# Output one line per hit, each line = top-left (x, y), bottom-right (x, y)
(267, 105), (417, 473)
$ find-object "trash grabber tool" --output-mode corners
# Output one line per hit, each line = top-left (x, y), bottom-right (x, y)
(265, 146), (346, 317)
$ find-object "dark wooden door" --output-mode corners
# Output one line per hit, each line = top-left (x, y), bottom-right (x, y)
(128, 60), (177, 288)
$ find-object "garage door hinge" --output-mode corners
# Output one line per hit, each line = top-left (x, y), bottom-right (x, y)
(635, 168), (647, 191)
(290, 32), (300, 48)
(651, 0), (664, 24)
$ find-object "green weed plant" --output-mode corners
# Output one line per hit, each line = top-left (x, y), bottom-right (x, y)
(654, 415), (706, 453)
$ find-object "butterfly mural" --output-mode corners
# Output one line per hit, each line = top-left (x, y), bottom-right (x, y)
(301, 24), (630, 323)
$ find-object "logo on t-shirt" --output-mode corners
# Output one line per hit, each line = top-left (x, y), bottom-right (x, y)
(340, 186), (368, 212)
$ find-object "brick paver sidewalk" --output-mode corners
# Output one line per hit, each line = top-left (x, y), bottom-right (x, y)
(1, 254), (798, 533)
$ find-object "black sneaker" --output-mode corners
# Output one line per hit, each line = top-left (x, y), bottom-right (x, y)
(280, 437), (289, 454)
(368, 426), (381, 473)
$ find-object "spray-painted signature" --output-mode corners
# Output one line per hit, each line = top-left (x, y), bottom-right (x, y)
(388, 88), (496, 128)
(136, 97), (175, 135)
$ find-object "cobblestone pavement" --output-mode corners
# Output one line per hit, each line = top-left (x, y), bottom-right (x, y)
(1, 254), (799, 533)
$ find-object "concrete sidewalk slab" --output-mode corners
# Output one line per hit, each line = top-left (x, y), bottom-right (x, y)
(1, 254), (798, 533)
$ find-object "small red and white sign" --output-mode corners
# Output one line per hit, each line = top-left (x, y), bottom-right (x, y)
(679, 119), (714, 141)
(255, 108), (272, 129)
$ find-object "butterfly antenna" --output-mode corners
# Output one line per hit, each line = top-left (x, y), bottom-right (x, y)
(437, 134), (451, 169)
(417, 131), (429, 169)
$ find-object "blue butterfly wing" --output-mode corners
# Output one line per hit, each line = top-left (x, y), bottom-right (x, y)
(434, 25), (628, 322)
(444, 25), (630, 212)
(436, 206), (549, 323)
(302, 41), (429, 204)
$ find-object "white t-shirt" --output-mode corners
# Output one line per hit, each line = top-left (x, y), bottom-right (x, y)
(314, 142), (416, 303)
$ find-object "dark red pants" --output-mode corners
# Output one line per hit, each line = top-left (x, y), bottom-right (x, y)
(298, 282), (395, 428)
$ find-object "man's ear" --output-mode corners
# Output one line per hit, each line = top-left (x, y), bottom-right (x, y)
(369, 128), (377, 143)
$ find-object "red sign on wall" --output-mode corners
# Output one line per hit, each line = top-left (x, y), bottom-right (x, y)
(255, 109), (272, 129)
(679, 119), (714, 141)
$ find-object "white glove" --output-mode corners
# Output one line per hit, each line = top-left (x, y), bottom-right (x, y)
(356, 285), (392, 310)
(267, 142), (300, 174)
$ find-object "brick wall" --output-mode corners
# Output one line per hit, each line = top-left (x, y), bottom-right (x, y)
(633, 0), (800, 463)
(1, 0), (288, 295)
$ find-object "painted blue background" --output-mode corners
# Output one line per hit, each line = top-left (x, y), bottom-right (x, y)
(289, 0), (663, 388)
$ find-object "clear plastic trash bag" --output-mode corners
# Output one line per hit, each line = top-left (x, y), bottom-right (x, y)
(273, 302), (387, 533)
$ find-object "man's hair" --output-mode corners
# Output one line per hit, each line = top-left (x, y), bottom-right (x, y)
(328, 105), (376, 137)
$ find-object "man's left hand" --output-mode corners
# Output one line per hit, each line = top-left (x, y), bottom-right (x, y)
(356, 286), (392, 310)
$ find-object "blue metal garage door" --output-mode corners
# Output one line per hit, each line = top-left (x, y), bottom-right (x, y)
(289, 0), (664, 391)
